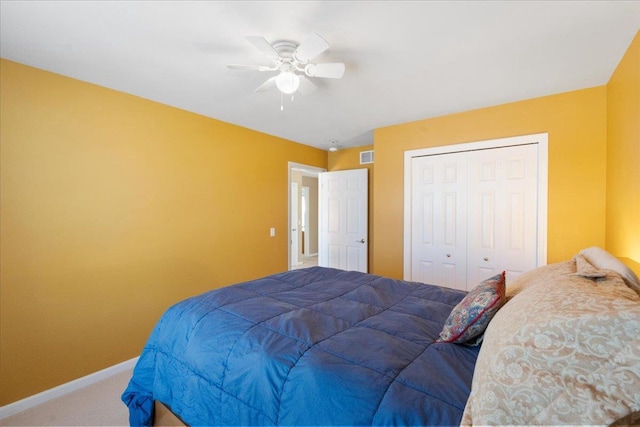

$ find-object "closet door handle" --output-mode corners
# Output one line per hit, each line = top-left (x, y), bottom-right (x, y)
(483, 257), (489, 262)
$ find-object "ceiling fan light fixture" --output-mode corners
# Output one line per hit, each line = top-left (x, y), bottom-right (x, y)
(276, 71), (300, 94)
(229, 33), (344, 99)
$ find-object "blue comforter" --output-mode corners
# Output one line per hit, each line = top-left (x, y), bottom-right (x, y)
(122, 267), (480, 426)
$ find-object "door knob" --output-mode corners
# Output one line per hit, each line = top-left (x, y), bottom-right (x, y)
(484, 257), (489, 261)
(356, 239), (365, 244)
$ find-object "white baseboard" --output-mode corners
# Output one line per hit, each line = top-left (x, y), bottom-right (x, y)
(0, 357), (139, 420)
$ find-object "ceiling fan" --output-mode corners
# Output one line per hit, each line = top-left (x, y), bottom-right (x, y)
(227, 32), (345, 96)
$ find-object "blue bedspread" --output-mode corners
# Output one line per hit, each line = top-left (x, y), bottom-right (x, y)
(122, 267), (480, 426)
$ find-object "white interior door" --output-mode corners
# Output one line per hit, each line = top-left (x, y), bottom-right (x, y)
(411, 152), (468, 290)
(290, 182), (301, 267)
(319, 169), (368, 272)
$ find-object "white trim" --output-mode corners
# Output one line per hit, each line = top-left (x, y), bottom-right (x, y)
(536, 136), (549, 268)
(0, 357), (139, 420)
(302, 185), (311, 257)
(403, 133), (549, 280)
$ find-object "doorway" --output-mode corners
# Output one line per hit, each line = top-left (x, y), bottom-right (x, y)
(288, 162), (326, 270)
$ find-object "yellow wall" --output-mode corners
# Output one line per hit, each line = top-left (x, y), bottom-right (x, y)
(372, 87), (608, 279)
(0, 59), (327, 405)
(606, 31), (640, 271)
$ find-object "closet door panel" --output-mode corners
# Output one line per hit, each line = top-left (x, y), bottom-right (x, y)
(467, 145), (538, 286)
(411, 153), (467, 290)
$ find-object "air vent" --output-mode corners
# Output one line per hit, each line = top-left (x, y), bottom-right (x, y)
(360, 150), (374, 164)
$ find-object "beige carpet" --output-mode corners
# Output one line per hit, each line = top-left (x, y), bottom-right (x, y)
(291, 255), (318, 270)
(0, 369), (132, 426)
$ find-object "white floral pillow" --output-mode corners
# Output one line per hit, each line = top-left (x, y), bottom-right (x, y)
(580, 246), (640, 295)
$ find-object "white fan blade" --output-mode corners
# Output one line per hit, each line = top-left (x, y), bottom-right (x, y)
(255, 76), (277, 92)
(245, 36), (280, 61)
(227, 64), (274, 71)
(294, 32), (329, 62)
(298, 75), (317, 95)
(305, 63), (345, 79)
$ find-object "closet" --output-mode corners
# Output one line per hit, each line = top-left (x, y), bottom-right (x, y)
(403, 134), (547, 291)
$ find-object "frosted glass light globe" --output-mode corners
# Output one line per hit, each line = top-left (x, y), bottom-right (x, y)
(276, 72), (300, 94)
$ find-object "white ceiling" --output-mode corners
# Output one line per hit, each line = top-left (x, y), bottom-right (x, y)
(1, 1), (638, 151)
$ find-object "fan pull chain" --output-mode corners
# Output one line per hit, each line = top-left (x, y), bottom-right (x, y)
(280, 93), (296, 111)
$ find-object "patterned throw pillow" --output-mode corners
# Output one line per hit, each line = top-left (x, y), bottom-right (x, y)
(437, 272), (506, 345)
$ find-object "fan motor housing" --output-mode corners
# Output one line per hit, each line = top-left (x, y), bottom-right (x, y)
(271, 41), (299, 58)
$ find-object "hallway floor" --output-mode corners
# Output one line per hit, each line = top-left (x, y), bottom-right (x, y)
(291, 255), (318, 270)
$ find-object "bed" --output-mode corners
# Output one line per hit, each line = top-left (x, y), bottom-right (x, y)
(122, 247), (640, 426)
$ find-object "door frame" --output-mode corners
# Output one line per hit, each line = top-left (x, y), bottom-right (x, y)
(301, 186), (310, 256)
(291, 181), (301, 267)
(288, 162), (326, 270)
(403, 133), (548, 280)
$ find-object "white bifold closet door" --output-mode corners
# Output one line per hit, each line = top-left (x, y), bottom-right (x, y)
(410, 144), (538, 291)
